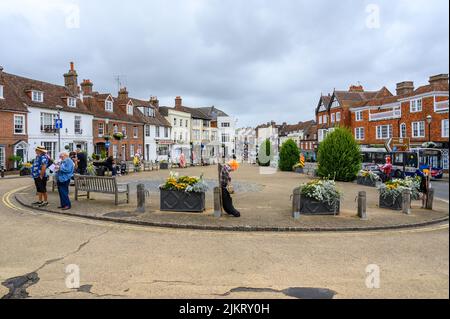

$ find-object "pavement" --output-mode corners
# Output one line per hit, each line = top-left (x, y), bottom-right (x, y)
(14, 164), (449, 231)
(0, 177), (449, 299)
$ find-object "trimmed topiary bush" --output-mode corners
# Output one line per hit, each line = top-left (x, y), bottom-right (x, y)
(279, 139), (300, 171)
(317, 127), (361, 182)
(257, 139), (273, 166)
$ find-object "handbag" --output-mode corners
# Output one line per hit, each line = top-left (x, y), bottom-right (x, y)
(226, 183), (235, 194)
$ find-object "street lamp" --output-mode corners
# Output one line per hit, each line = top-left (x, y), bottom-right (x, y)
(426, 115), (432, 142)
(55, 105), (64, 154)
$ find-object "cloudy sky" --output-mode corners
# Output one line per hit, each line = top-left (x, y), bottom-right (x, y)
(0, 0), (448, 127)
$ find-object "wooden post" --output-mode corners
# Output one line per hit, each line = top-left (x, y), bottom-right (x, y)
(136, 183), (146, 213)
(292, 187), (301, 219)
(402, 189), (411, 215)
(426, 188), (434, 210)
(357, 191), (367, 219)
(213, 187), (221, 218)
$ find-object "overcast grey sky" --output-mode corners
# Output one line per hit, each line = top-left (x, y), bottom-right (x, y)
(0, 0), (448, 127)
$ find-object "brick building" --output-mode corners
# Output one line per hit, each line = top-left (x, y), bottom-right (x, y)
(315, 74), (449, 170)
(0, 67), (29, 170)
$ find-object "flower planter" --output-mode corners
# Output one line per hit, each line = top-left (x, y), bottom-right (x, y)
(357, 176), (377, 187)
(159, 162), (169, 170)
(294, 167), (304, 174)
(379, 193), (402, 210)
(19, 168), (31, 176)
(160, 189), (205, 212)
(300, 196), (340, 215)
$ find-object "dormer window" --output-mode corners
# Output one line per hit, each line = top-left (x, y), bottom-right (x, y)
(0, 85), (4, 99)
(67, 97), (77, 108)
(32, 90), (44, 102)
(105, 99), (113, 112)
(144, 107), (155, 117)
(127, 103), (133, 115)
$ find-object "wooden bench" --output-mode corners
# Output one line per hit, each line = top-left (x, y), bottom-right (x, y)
(74, 175), (130, 205)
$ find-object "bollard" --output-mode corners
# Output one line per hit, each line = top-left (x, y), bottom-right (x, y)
(135, 183), (147, 213)
(292, 187), (301, 219)
(425, 188), (434, 210)
(213, 187), (222, 218)
(357, 191), (367, 219)
(402, 189), (411, 215)
(0, 166), (4, 178)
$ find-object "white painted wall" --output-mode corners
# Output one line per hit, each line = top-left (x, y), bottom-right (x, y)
(218, 116), (236, 159)
(27, 106), (94, 160)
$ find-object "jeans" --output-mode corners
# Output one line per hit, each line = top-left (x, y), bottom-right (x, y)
(221, 187), (241, 217)
(57, 180), (71, 208)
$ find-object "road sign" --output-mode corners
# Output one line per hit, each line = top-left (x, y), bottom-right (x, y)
(105, 141), (111, 148)
(55, 119), (63, 129)
(385, 137), (410, 152)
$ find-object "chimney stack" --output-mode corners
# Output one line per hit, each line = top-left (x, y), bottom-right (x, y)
(64, 61), (78, 94)
(80, 79), (93, 96)
(118, 87), (129, 100)
(150, 96), (159, 109)
(349, 84), (364, 92)
(429, 74), (449, 87)
(175, 96), (182, 110)
(396, 81), (414, 96)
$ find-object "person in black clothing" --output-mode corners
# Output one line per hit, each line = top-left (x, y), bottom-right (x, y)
(76, 148), (87, 175)
(105, 156), (117, 176)
(220, 162), (241, 217)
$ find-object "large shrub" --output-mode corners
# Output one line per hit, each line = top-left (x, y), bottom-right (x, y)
(278, 139), (300, 171)
(257, 139), (273, 166)
(317, 127), (361, 181)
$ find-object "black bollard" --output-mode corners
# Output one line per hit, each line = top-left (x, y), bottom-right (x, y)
(136, 183), (147, 213)
(402, 190), (411, 215)
(357, 191), (367, 219)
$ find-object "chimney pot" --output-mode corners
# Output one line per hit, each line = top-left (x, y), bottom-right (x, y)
(175, 96), (182, 109)
(80, 79), (93, 96)
(349, 84), (364, 92)
(64, 62), (78, 94)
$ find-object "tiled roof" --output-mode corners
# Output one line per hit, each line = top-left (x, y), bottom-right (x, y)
(0, 72), (91, 114)
(181, 106), (212, 120)
(197, 106), (229, 118)
(130, 98), (171, 127)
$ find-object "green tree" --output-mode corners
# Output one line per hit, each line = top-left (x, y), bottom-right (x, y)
(278, 139), (300, 171)
(317, 127), (362, 181)
(257, 139), (273, 167)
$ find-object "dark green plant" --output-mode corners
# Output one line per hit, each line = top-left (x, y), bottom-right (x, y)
(278, 139), (300, 171)
(317, 127), (362, 182)
(257, 139), (273, 166)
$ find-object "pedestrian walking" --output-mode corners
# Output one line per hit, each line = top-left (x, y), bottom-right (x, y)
(76, 148), (87, 175)
(31, 146), (50, 207)
(220, 160), (241, 217)
(55, 152), (75, 210)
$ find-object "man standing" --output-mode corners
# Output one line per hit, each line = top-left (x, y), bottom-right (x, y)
(220, 160), (241, 217)
(76, 148), (87, 175)
(31, 146), (50, 207)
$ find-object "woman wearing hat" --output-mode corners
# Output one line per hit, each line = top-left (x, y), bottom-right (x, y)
(31, 146), (50, 207)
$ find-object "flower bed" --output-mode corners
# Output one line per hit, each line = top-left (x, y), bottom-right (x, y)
(299, 179), (340, 215)
(378, 179), (415, 210)
(357, 170), (380, 187)
(159, 172), (208, 212)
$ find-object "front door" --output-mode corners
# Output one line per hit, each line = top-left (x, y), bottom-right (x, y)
(121, 145), (126, 161)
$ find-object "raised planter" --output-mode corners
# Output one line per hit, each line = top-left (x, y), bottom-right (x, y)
(294, 167), (304, 174)
(160, 189), (205, 212)
(357, 176), (377, 187)
(159, 162), (169, 170)
(300, 196), (340, 215)
(379, 193), (402, 210)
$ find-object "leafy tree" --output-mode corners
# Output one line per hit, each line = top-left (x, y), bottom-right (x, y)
(278, 139), (300, 171)
(257, 139), (273, 166)
(317, 127), (362, 181)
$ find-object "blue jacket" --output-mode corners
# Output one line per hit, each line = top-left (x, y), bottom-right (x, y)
(57, 158), (74, 183)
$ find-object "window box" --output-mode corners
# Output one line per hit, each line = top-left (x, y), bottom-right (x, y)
(160, 189), (205, 212)
(379, 193), (402, 210)
(357, 176), (377, 187)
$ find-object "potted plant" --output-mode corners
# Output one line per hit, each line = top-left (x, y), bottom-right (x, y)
(159, 160), (169, 170)
(357, 169), (380, 187)
(20, 162), (32, 176)
(299, 179), (341, 215)
(378, 180), (411, 210)
(292, 162), (304, 174)
(159, 172), (208, 212)
(103, 135), (111, 141)
(113, 132), (124, 141)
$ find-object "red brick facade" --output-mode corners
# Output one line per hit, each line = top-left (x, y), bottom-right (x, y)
(0, 111), (28, 170)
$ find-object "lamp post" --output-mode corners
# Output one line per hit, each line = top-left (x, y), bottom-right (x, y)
(426, 115), (432, 142)
(55, 105), (64, 154)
